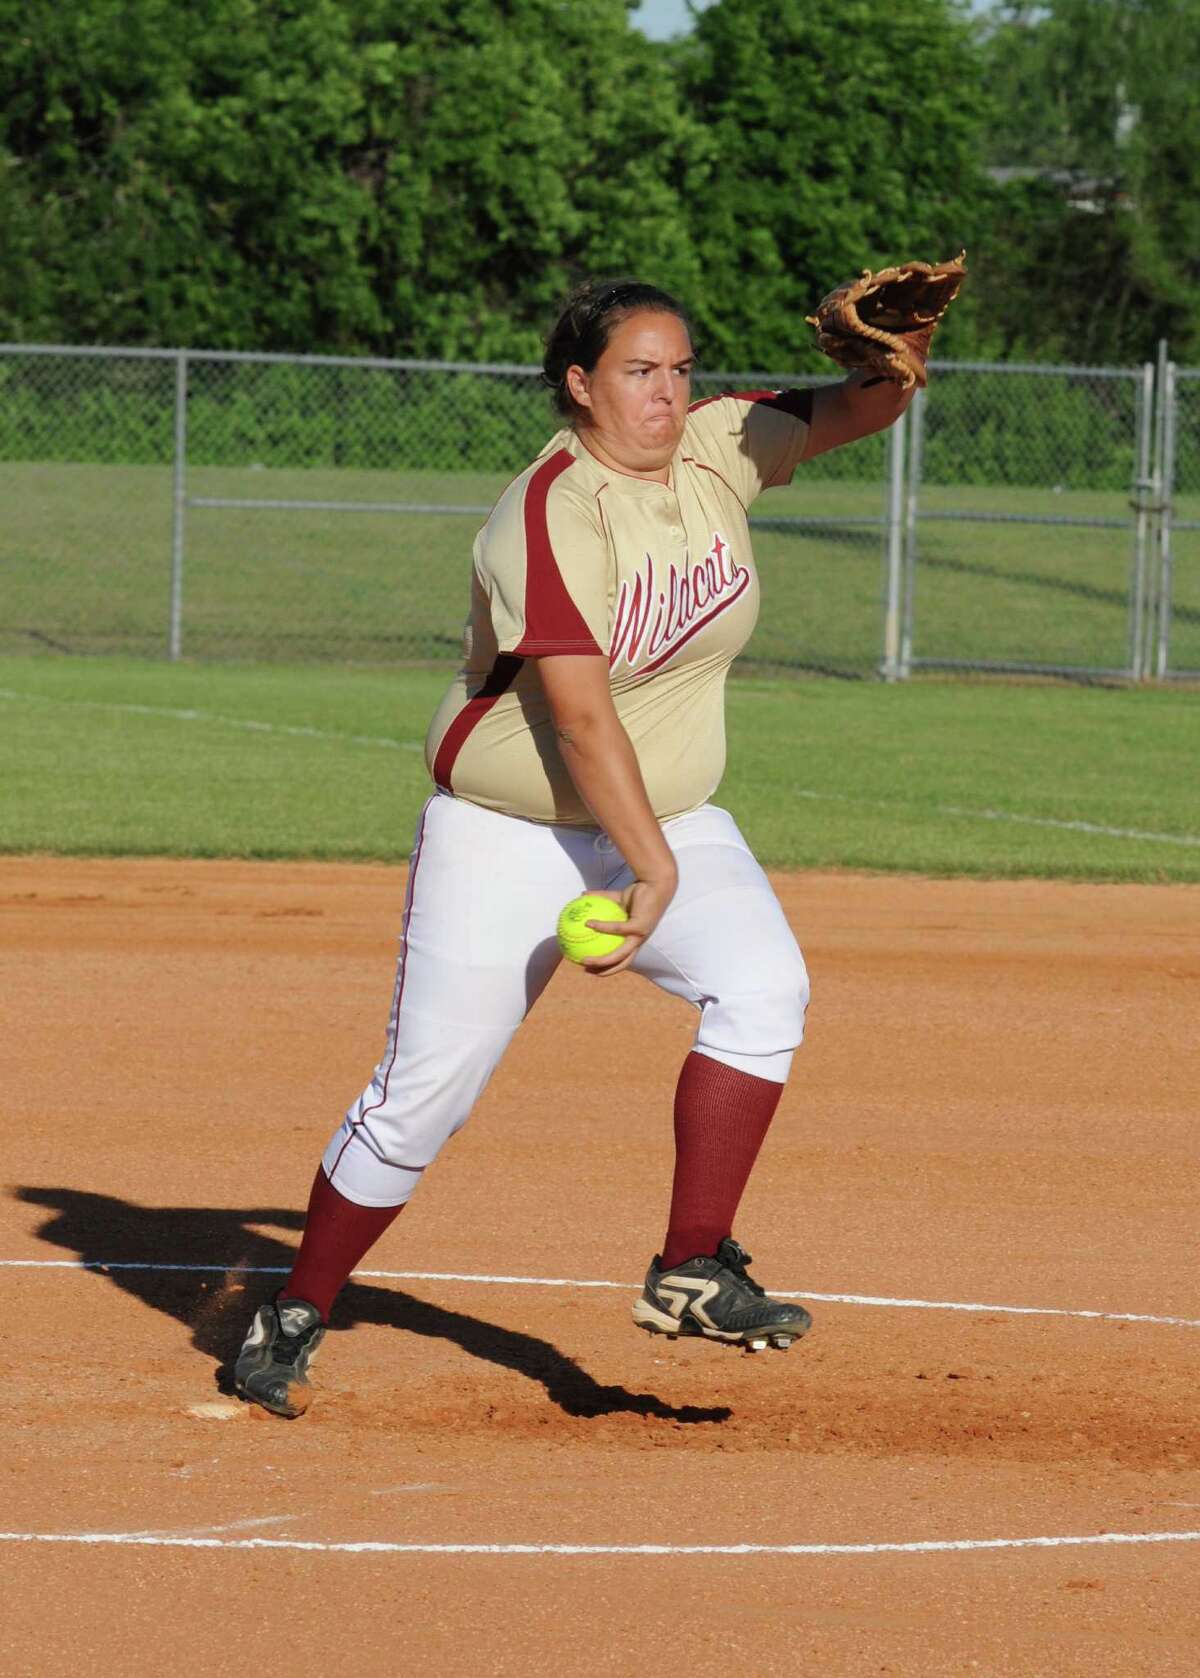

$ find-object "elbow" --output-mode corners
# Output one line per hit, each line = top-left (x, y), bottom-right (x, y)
(551, 709), (614, 756)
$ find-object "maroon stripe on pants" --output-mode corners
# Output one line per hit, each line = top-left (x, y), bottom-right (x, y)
(325, 796), (432, 1184)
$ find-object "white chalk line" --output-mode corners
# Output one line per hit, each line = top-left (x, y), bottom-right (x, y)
(790, 787), (1200, 849)
(0, 688), (422, 752)
(117, 1515), (299, 1541)
(3, 686), (1195, 848)
(2, 1527), (1200, 1559)
(2, 1259), (1198, 1330)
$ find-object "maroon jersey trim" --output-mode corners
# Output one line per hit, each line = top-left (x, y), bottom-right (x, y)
(431, 654), (525, 792)
(683, 455), (748, 512)
(514, 450), (603, 657)
(688, 387), (815, 424)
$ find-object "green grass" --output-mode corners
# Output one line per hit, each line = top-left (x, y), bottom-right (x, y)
(1, 654), (1197, 882)
(5, 461), (1198, 677)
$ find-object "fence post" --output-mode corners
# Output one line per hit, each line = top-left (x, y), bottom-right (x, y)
(1138, 338), (1171, 678)
(1154, 359), (1178, 678)
(169, 349), (188, 661)
(1128, 361), (1155, 680)
(899, 384), (926, 680)
(881, 405), (907, 680)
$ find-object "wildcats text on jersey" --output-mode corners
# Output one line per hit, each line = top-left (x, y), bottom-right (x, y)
(609, 531), (750, 678)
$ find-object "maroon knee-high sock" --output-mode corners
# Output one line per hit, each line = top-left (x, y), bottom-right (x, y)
(660, 1052), (784, 1271)
(279, 1167), (405, 1321)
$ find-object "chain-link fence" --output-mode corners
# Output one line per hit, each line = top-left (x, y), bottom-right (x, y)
(0, 342), (1191, 678)
(1168, 368), (1200, 680)
(902, 361), (1152, 679)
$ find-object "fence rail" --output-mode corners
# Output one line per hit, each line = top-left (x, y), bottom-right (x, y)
(0, 342), (1192, 680)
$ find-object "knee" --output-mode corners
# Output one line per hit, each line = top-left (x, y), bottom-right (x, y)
(789, 951), (812, 1024)
(704, 949), (811, 1058)
(323, 1116), (426, 1206)
(757, 949), (811, 1047)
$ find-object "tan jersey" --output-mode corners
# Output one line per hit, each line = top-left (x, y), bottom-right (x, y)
(425, 389), (813, 825)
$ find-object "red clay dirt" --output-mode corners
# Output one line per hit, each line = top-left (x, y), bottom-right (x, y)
(1, 856), (1199, 1677)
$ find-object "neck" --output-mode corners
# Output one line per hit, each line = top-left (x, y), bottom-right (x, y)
(574, 427), (672, 485)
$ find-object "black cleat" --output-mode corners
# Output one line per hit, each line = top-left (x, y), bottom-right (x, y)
(234, 1295), (326, 1418)
(632, 1238), (812, 1352)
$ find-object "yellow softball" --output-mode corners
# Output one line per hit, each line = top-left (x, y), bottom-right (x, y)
(556, 893), (629, 964)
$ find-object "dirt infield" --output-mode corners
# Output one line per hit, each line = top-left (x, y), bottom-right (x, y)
(2, 856), (1199, 1677)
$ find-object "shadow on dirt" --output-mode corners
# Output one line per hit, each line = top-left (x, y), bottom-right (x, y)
(14, 1186), (731, 1426)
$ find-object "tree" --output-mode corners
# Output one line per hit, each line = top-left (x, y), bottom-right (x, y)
(676, 0), (989, 369)
(0, 0), (710, 355)
(975, 0), (1200, 362)
(352, 0), (711, 360)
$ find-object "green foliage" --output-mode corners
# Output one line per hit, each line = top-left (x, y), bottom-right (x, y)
(2, 0), (1197, 368)
(0, 352), (1136, 488)
(679, 0), (988, 368)
(922, 369), (1141, 489)
(0, 352), (562, 469)
(184, 365), (557, 471)
(975, 0), (1200, 362)
(0, 0), (384, 348)
(0, 354), (177, 463)
(0, 0), (707, 357)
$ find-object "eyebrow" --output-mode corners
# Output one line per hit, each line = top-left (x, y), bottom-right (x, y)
(623, 355), (695, 367)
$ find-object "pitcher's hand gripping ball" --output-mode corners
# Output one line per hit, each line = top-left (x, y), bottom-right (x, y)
(806, 252), (967, 391)
(556, 894), (629, 964)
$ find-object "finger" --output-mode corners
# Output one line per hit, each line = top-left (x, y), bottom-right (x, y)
(585, 918), (630, 934)
(583, 955), (637, 977)
(590, 919), (647, 946)
(582, 936), (645, 975)
(583, 938), (641, 969)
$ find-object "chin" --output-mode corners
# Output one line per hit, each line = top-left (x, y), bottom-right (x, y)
(639, 428), (682, 462)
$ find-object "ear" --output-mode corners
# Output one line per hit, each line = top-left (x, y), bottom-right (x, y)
(564, 363), (593, 413)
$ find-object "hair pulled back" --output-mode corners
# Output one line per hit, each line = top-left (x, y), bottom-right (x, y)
(541, 278), (693, 420)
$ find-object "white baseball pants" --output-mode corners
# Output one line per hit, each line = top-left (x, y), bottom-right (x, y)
(322, 793), (810, 1207)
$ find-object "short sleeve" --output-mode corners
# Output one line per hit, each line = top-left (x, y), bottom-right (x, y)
(684, 390), (814, 507)
(476, 449), (610, 657)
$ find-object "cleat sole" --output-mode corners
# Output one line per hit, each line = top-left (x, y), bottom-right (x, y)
(635, 1305), (813, 1348)
(633, 1279), (815, 1351)
(235, 1379), (311, 1419)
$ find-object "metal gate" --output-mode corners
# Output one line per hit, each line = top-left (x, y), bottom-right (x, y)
(898, 360), (1154, 681)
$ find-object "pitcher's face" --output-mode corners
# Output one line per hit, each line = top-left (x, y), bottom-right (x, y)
(566, 310), (693, 475)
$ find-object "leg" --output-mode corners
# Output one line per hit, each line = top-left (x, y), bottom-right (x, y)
(319, 793), (579, 1213)
(660, 1052), (784, 1269)
(610, 806), (814, 1349)
(625, 804), (810, 1260)
(236, 795), (587, 1415)
(630, 803), (810, 1089)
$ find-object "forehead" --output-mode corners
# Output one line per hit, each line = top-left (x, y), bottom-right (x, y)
(602, 309), (693, 363)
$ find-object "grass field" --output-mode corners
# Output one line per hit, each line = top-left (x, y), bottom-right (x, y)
(4, 461), (1198, 676)
(1, 653), (1196, 882)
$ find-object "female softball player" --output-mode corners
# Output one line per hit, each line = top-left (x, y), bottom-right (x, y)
(235, 277), (923, 1417)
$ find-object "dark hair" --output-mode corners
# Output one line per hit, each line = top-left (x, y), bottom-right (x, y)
(541, 278), (693, 419)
